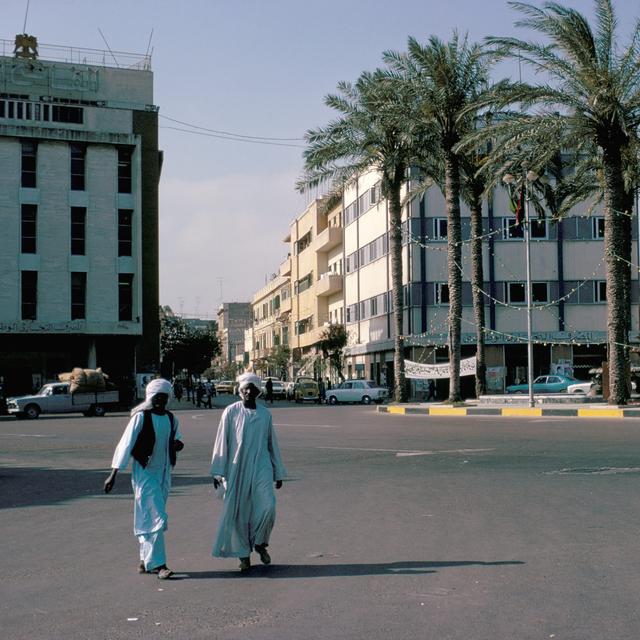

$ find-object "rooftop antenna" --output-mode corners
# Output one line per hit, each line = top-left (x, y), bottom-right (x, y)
(145, 28), (154, 58)
(97, 28), (120, 67)
(22, 0), (30, 33)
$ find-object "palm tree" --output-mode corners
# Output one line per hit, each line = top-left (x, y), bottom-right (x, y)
(468, 0), (640, 404)
(296, 70), (418, 402)
(385, 33), (490, 402)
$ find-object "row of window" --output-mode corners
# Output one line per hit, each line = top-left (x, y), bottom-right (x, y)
(294, 272), (314, 295)
(1, 99), (84, 124)
(294, 316), (313, 335)
(344, 182), (382, 226)
(20, 205), (133, 257)
(19, 141), (133, 193)
(20, 271), (134, 321)
(254, 327), (289, 351)
(346, 233), (390, 273)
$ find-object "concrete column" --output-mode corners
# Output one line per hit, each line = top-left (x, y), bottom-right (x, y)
(87, 339), (97, 369)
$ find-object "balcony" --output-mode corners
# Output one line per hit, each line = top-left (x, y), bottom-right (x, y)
(316, 272), (343, 297)
(279, 257), (291, 276)
(314, 226), (342, 252)
(277, 297), (292, 315)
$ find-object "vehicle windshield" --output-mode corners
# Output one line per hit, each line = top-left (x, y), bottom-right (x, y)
(37, 385), (51, 395)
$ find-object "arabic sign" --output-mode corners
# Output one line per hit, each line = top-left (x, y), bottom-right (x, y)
(405, 356), (477, 380)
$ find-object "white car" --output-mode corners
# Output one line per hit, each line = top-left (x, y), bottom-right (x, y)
(327, 380), (388, 405)
(566, 381), (594, 394)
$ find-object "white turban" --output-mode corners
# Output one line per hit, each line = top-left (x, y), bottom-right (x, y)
(145, 378), (173, 400)
(130, 377), (173, 415)
(236, 372), (262, 396)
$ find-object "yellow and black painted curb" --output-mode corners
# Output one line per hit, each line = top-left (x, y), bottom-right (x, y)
(378, 405), (640, 419)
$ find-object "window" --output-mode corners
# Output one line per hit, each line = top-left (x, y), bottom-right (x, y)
(371, 296), (378, 317)
(71, 272), (86, 319)
(21, 141), (37, 188)
(434, 218), (448, 240)
(507, 282), (526, 303)
(69, 207), (86, 255)
(21, 204), (37, 253)
(502, 217), (524, 239)
(52, 104), (83, 124)
(118, 210), (133, 256)
(530, 218), (548, 239)
(295, 317), (312, 335)
(435, 283), (450, 305)
(532, 282), (549, 303)
(294, 272), (313, 294)
(595, 280), (607, 302)
(21, 270), (37, 320)
(295, 231), (312, 254)
(118, 273), (134, 321)
(118, 147), (133, 193)
(70, 144), (86, 191)
(592, 217), (605, 239)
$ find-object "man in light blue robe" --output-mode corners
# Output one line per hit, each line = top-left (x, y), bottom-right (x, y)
(211, 372), (286, 572)
(104, 378), (183, 579)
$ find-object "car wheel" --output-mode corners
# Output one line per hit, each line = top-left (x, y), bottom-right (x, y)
(361, 395), (372, 405)
(328, 395), (338, 405)
(24, 404), (40, 419)
(93, 405), (106, 417)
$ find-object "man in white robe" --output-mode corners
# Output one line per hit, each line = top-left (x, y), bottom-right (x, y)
(211, 372), (286, 572)
(104, 378), (183, 579)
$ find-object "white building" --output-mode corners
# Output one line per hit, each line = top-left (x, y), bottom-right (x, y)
(0, 37), (160, 394)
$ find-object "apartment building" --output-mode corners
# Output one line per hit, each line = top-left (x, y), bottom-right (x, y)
(251, 272), (291, 377)
(216, 302), (252, 367)
(288, 198), (343, 376)
(0, 36), (160, 394)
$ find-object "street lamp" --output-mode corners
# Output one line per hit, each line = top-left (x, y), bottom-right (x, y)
(503, 167), (538, 408)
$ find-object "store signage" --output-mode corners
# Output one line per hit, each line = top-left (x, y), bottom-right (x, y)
(405, 356), (477, 380)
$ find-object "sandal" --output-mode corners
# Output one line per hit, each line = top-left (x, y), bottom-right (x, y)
(157, 567), (173, 580)
(254, 544), (271, 565)
(138, 562), (147, 574)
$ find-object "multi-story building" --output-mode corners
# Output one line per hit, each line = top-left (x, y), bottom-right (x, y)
(340, 168), (639, 395)
(251, 271), (290, 378)
(287, 198), (344, 377)
(216, 302), (252, 368)
(0, 36), (160, 394)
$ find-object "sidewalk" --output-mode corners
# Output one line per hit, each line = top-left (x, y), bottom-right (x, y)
(378, 400), (640, 419)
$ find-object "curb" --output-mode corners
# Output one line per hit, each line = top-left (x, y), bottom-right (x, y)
(378, 405), (640, 419)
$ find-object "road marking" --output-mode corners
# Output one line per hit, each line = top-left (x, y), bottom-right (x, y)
(501, 408), (543, 417)
(0, 433), (52, 438)
(577, 408), (624, 418)
(316, 446), (494, 457)
(276, 423), (338, 428)
(546, 467), (640, 475)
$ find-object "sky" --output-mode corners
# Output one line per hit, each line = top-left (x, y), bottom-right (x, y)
(4, 0), (639, 319)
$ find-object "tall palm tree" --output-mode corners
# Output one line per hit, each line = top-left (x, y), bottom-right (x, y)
(296, 70), (418, 402)
(385, 33), (490, 402)
(468, 0), (640, 404)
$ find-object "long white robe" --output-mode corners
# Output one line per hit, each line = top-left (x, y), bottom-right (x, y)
(111, 411), (181, 536)
(210, 401), (286, 558)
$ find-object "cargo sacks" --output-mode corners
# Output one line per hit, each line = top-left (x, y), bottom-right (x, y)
(59, 367), (109, 394)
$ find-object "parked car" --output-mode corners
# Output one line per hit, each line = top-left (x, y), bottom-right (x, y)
(215, 380), (235, 394)
(293, 377), (320, 403)
(567, 381), (594, 394)
(284, 381), (295, 400)
(327, 380), (389, 405)
(6, 382), (119, 419)
(506, 374), (578, 394)
(261, 379), (287, 400)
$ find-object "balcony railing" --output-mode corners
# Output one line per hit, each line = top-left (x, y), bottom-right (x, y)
(279, 256), (291, 276)
(314, 226), (342, 252)
(316, 272), (343, 297)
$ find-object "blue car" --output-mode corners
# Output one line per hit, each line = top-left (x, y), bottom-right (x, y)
(506, 374), (578, 394)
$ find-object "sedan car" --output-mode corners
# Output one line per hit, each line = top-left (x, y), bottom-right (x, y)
(506, 374), (578, 394)
(215, 380), (235, 394)
(327, 380), (389, 405)
(567, 381), (594, 394)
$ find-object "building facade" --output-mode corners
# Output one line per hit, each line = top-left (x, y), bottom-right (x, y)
(0, 37), (160, 394)
(216, 302), (252, 369)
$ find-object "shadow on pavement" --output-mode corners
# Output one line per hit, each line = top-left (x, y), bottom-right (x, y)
(184, 559), (525, 579)
(0, 467), (212, 509)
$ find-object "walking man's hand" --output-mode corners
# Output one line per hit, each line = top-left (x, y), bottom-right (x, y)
(275, 480), (283, 490)
(213, 477), (221, 490)
(104, 469), (117, 494)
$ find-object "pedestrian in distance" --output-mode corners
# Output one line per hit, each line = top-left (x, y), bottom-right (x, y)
(425, 379), (436, 402)
(203, 380), (213, 409)
(265, 377), (274, 405)
(195, 381), (205, 408)
(210, 372), (286, 572)
(173, 380), (183, 403)
(103, 378), (184, 580)
(318, 378), (326, 403)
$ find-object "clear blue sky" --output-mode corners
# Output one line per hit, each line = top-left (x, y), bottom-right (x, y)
(4, 1), (638, 317)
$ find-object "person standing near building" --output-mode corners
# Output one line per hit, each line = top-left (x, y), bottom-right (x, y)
(210, 372), (286, 572)
(104, 378), (183, 579)
(265, 377), (274, 405)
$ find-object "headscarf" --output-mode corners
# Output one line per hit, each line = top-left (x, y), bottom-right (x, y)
(236, 372), (262, 396)
(130, 377), (173, 416)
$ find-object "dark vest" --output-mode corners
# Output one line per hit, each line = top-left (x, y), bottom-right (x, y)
(131, 410), (177, 468)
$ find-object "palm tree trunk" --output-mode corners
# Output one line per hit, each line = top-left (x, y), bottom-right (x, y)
(602, 144), (629, 405)
(444, 150), (462, 402)
(388, 177), (407, 402)
(469, 185), (486, 397)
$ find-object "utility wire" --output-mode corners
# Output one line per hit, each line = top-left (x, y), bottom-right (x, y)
(160, 125), (305, 149)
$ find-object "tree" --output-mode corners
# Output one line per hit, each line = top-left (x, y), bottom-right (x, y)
(160, 316), (220, 378)
(385, 33), (490, 402)
(468, 0), (640, 404)
(297, 70), (419, 402)
(318, 324), (348, 382)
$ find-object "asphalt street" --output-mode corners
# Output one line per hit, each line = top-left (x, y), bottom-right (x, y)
(2, 399), (640, 639)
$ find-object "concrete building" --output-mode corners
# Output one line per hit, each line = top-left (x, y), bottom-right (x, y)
(0, 36), (160, 394)
(216, 302), (252, 369)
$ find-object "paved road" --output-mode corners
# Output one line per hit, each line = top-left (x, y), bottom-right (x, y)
(2, 404), (640, 639)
